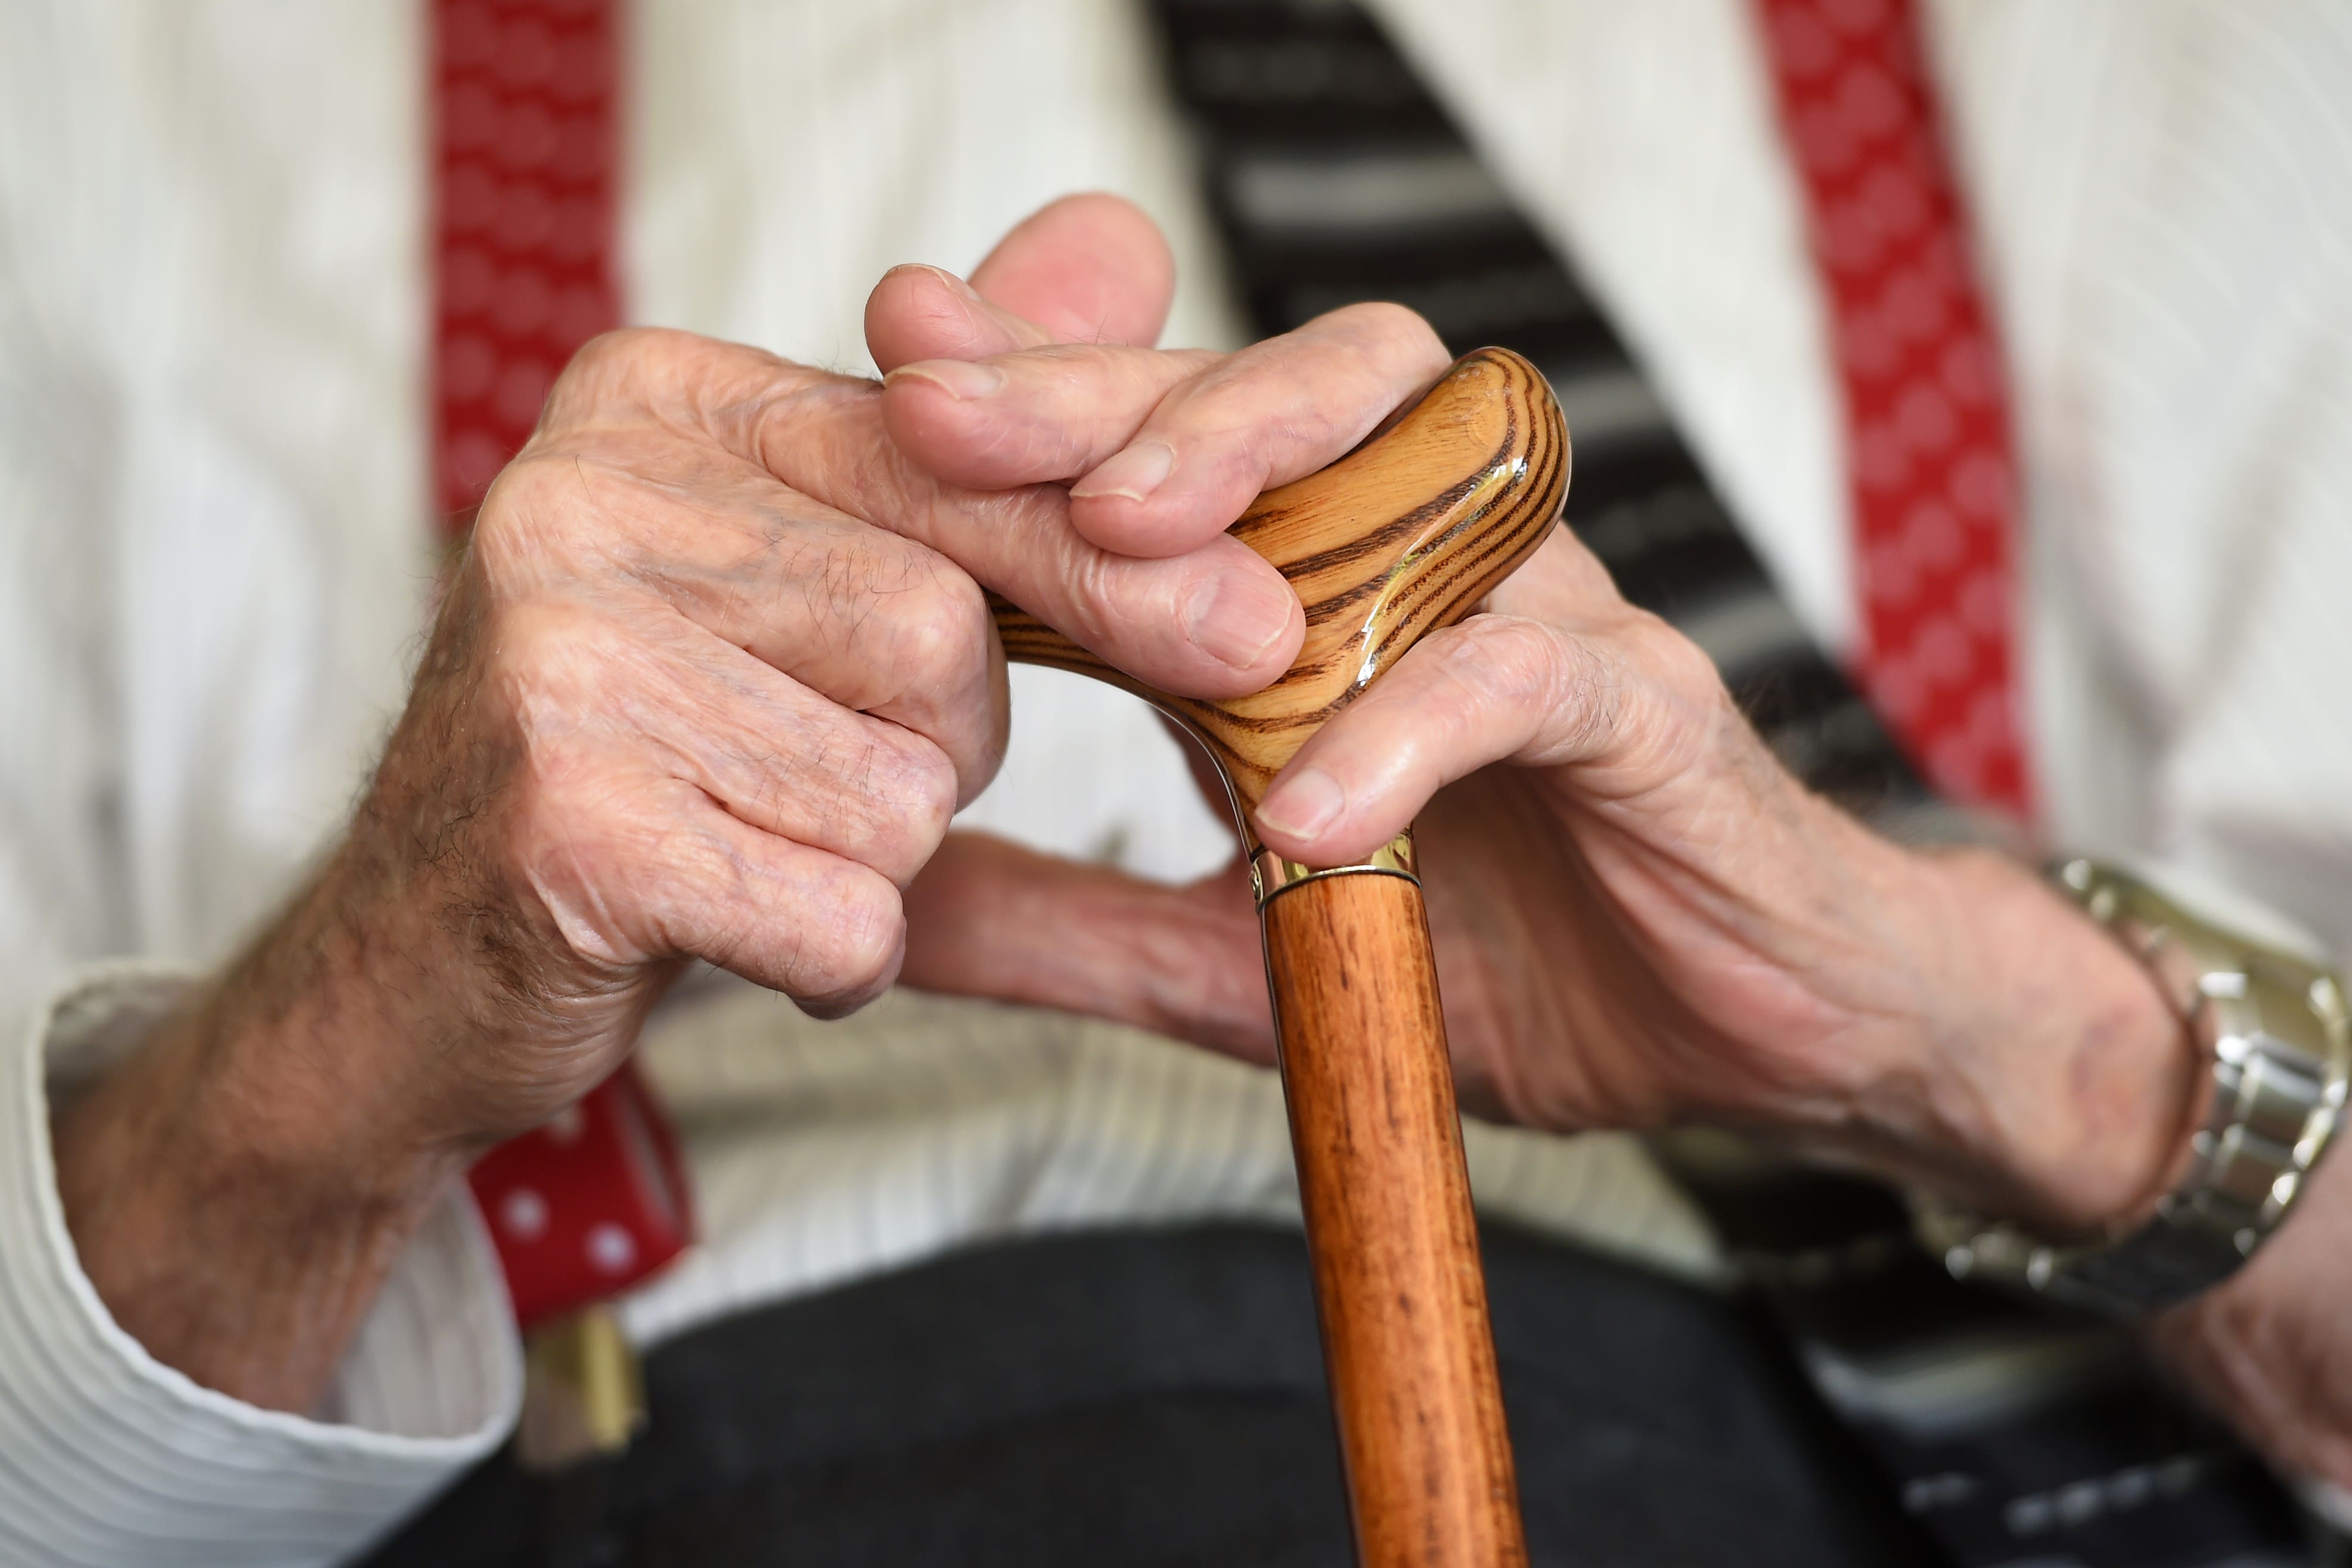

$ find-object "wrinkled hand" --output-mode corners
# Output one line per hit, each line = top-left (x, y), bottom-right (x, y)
(880, 232), (2195, 1243)
(47, 195), (1454, 1410)
(353, 203), (1444, 1150)
(876, 201), (2342, 1500)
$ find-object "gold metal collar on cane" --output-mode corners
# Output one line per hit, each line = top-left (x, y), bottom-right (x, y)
(1250, 827), (1420, 909)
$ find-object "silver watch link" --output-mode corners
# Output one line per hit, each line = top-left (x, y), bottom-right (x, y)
(1917, 859), (2351, 1318)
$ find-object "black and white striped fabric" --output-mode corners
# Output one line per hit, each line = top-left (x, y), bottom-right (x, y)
(1146, 2), (2310, 1564)
(1156, 0), (1925, 818)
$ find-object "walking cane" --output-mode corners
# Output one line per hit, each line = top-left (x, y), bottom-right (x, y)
(993, 347), (1569, 1566)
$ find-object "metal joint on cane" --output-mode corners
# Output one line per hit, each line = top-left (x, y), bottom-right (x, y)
(1251, 828), (1421, 908)
(992, 346), (1570, 1567)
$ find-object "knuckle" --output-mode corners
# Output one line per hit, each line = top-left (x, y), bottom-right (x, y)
(810, 726), (957, 886)
(871, 737), (960, 871)
(1528, 607), (1730, 778)
(471, 452), (604, 584)
(508, 735), (638, 861)
(552, 327), (805, 440)
(502, 758), (654, 969)
(1633, 614), (1743, 760)
(1438, 616), (1563, 706)
(882, 562), (991, 693)
(487, 597), (616, 702)
(473, 451), (559, 537)
(1327, 299), (1448, 368)
(483, 606), (669, 781)
(537, 328), (659, 430)
(557, 325), (643, 385)
(746, 715), (955, 886)
(556, 325), (688, 398)
(1613, 607), (1727, 709)
(1436, 613), (1621, 757)
(791, 868), (905, 1005)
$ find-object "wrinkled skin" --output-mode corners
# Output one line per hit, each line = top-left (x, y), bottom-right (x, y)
(875, 201), (2352, 1495)
(871, 219), (2188, 1237)
(49, 195), (1445, 1409)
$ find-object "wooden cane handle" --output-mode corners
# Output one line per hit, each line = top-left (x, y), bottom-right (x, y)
(991, 346), (1568, 832)
(991, 346), (1568, 1566)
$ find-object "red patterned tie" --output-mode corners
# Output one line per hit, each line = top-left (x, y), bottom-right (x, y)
(431, 0), (623, 526)
(1754, 0), (2035, 819)
(430, 0), (693, 1329)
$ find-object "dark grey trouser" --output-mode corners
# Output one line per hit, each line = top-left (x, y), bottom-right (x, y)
(364, 1224), (1933, 1567)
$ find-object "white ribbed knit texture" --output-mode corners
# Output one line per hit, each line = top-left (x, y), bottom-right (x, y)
(619, 979), (1723, 1350)
(0, 967), (517, 1567)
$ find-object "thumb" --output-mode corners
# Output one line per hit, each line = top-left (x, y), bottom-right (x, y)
(968, 192), (1175, 348)
(899, 830), (1274, 1065)
(865, 192), (1177, 372)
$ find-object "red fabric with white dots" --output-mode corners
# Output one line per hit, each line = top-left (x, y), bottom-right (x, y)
(431, 0), (696, 1325)
(430, 0), (622, 528)
(467, 1066), (694, 1330)
(1754, 0), (2035, 819)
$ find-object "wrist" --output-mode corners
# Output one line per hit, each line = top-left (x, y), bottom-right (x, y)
(209, 816), (600, 1162)
(49, 850), (490, 1411)
(2151, 1129), (2352, 1490)
(1852, 845), (2199, 1234)
(53, 983), (463, 1411)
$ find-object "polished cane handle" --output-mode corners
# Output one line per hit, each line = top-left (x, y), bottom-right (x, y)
(994, 347), (1569, 1566)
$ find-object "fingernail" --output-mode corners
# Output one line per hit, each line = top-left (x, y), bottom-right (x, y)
(1071, 439), (1175, 504)
(923, 265), (985, 302)
(886, 359), (1003, 400)
(1258, 768), (1345, 841)
(1183, 569), (1294, 670)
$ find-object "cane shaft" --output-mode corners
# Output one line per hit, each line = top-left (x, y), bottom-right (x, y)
(1262, 870), (1525, 1567)
(988, 347), (1566, 1561)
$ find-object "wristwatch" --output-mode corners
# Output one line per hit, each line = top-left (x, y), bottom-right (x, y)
(1916, 859), (2352, 1318)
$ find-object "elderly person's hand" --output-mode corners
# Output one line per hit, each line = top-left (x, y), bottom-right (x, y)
(881, 231), (2352, 1499)
(49, 195), (1450, 1414)
(879, 286), (2189, 1234)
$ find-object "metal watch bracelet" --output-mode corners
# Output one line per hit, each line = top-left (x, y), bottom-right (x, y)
(1917, 859), (2352, 1319)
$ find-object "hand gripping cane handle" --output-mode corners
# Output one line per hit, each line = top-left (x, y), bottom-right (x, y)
(992, 347), (1569, 1566)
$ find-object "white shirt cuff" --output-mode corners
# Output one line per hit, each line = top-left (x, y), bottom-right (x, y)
(0, 963), (520, 1567)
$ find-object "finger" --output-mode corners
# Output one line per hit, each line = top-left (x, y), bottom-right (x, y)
(1251, 535), (1722, 865)
(864, 264), (1052, 375)
(967, 192), (1175, 348)
(744, 383), (1305, 697)
(485, 446), (1008, 803)
(532, 329), (1304, 697)
(864, 193), (1175, 372)
(534, 325), (824, 434)
(880, 343), (1220, 492)
(1251, 614), (1611, 866)
(520, 769), (908, 1016)
(508, 604), (964, 883)
(1063, 302), (1451, 558)
(900, 830), (1273, 1062)
(880, 302), (1447, 557)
